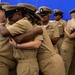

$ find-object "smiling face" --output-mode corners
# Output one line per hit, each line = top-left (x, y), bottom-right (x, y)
(41, 13), (51, 24)
(8, 11), (23, 24)
(54, 15), (62, 21)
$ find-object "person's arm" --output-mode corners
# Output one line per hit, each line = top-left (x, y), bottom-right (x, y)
(64, 27), (75, 39)
(13, 27), (43, 43)
(0, 20), (33, 37)
(51, 25), (59, 45)
(9, 38), (42, 50)
(9, 29), (43, 50)
(0, 24), (11, 37)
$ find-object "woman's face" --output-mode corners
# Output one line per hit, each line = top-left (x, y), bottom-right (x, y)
(8, 11), (22, 24)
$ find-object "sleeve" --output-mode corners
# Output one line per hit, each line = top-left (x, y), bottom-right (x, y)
(6, 19), (33, 36)
(34, 26), (44, 42)
(63, 21), (67, 28)
(34, 35), (43, 42)
(53, 25), (60, 37)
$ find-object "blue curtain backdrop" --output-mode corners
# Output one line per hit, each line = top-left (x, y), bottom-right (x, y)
(1, 0), (75, 20)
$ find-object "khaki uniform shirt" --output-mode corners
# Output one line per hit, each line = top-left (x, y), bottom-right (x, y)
(35, 25), (56, 61)
(43, 21), (60, 38)
(0, 23), (13, 60)
(0, 22), (16, 69)
(64, 18), (75, 44)
(54, 19), (67, 36)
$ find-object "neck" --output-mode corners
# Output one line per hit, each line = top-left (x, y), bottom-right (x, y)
(56, 18), (61, 21)
(43, 21), (49, 25)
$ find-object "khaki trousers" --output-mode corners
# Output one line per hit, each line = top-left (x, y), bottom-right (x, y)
(60, 42), (74, 75)
(38, 54), (66, 75)
(57, 37), (64, 54)
(0, 61), (16, 75)
(17, 58), (39, 75)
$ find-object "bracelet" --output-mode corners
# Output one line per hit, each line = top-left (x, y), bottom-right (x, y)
(14, 43), (18, 49)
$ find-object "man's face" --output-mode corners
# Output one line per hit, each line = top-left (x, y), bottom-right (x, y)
(54, 15), (61, 21)
(8, 11), (22, 24)
(41, 13), (51, 23)
(0, 10), (6, 23)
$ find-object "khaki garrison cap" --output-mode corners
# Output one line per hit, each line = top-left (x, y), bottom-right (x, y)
(53, 9), (63, 16)
(69, 8), (75, 14)
(17, 3), (36, 12)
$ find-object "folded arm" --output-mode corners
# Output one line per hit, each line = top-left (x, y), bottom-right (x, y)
(64, 27), (75, 39)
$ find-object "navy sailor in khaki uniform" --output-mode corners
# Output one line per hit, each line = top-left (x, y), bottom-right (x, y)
(60, 8), (75, 75)
(53, 9), (67, 54)
(10, 4), (66, 75)
(0, 5), (40, 75)
(36, 6), (60, 53)
(0, 3), (17, 75)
